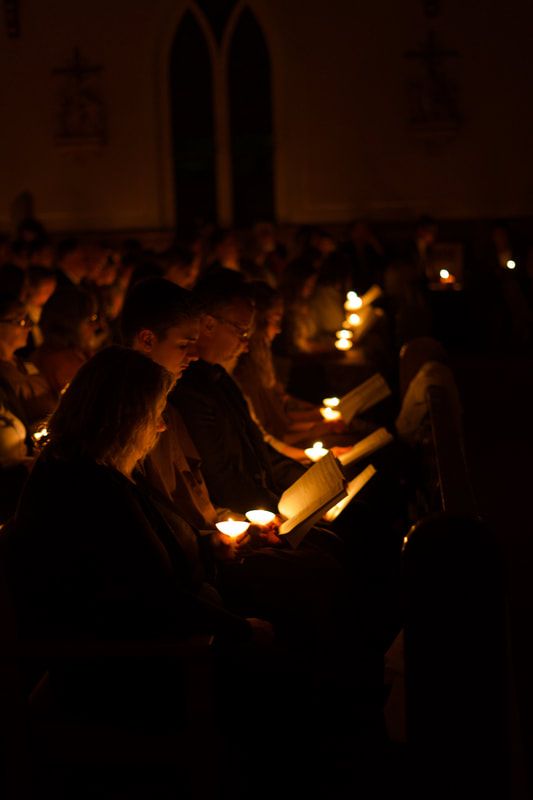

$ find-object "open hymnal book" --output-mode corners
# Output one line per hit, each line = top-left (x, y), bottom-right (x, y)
(337, 427), (394, 467)
(277, 452), (347, 548)
(323, 464), (376, 522)
(338, 373), (391, 424)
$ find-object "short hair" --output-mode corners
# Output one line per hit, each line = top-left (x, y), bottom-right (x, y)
(0, 292), (25, 320)
(120, 278), (201, 345)
(194, 271), (254, 317)
(40, 286), (96, 349)
(47, 345), (174, 465)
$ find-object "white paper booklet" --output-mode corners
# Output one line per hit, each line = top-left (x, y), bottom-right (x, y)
(338, 373), (392, 424)
(360, 284), (383, 306)
(277, 452), (347, 548)
(338, 427), (394, 467)
(323, 464), (377, 522)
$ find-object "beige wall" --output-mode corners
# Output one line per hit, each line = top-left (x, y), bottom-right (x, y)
(2, 0), (533, 233)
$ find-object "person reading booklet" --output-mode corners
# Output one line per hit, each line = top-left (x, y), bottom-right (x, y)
(276, 452), (378, 549)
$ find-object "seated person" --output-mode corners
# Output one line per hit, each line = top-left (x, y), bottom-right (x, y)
(0, 292), (57, 428)
(120, 279), (351, 650)
(6, 345), (272, 726)
(233, 281), (370, 449)
(31, 285), (103, 396)
(172, 275), (305, 513)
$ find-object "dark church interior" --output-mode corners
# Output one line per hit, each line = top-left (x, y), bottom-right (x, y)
(1, 1), (533, 797)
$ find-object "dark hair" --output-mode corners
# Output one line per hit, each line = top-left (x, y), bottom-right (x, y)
(26, 265), (57, 290)
(40, 286), (97, 349)
(0, 264), (26, 298)
(120, 278), (200, 345)
(47, 345), (174, 465)
(194, 271), (254, 317)
(0, 292), (25, 321)
(246, 281), (282, 332)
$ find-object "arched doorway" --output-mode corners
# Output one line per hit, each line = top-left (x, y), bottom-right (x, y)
(169, 10), (216, 232)
(228, 8), (274, 226)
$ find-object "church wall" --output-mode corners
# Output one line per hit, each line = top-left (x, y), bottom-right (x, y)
(1, 0), (533, 232)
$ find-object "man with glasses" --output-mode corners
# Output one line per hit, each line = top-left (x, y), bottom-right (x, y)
(172, 274), (305, 514)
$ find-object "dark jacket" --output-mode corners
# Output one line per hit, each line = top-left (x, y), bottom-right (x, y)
(7, 450), (251, 645)
(171, 360), (305, 514)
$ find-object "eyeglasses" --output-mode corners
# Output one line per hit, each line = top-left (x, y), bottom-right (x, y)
(214, 316), (251, 341)
(0, 315), (33, 329)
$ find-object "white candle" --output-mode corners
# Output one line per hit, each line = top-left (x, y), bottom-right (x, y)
(304, 441), (329, 462)
(245, 509), (275, 526)
(335, 338), (353, 351)
(344, 291), (363, 311)
(439, 269), (455, 284)
(320, 406), (342, 421)
(215, 519), (250, 538)
(347, 313), (362, 327)
(33, 426), (48, 442)
(323, 396), (340, 408)
(336, 329), (353, 339)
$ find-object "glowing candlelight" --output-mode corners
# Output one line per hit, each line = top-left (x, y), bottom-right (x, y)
(33, 426), (48, 441)
(323, 397), (340, 408)
(304, 441), (329, 462)
(439, 269), (455, 284)
(335, 338), (353, 351)
(320, 406), (342, 421)
(506, 260), (516, 270)
(347, 313), (362, 327)
(344, 291), (363, 311)
(336, 329), (353, 339)
(215, 519), (250, 538)
(245, 509), (275, 526)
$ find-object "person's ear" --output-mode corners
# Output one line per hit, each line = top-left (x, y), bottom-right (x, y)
(136, 328), (156, 353)
(203, 314), (217, 336)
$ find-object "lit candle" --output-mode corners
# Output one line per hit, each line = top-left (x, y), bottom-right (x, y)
(323, 396), (340, 408)
(336, 329), (353, 339)
(245, 509), (276, 526)
(304, 441), (329, 462)
(439, 269), (455, 284)
(506, 260), (516, 270)
(33, 426), (48, 445)
(320, 406), (342, 421)
(335, 338), (353, 351)
(215, 519), (250, 538)
(344, 291), (363, 311)
(347, 313), (362, 327)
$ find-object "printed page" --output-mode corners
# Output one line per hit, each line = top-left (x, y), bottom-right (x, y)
(339, 373), (391, 423)
(338, 427), (394, 466)
(324, 465), (377, 522)
(278, 451), (346, 522)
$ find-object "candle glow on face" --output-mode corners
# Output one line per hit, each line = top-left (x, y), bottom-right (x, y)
(245, 509), (275, 526)
(320, 406), (342, 421)
(335, 338), (353, 351)
(304, 441), (329, 462)
(215, 519), (250, 538)
(336, 329), (353, 339)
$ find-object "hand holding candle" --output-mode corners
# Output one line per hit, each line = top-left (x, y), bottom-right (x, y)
(215, 518), (250, 538)
(320, 405), (341, 421)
